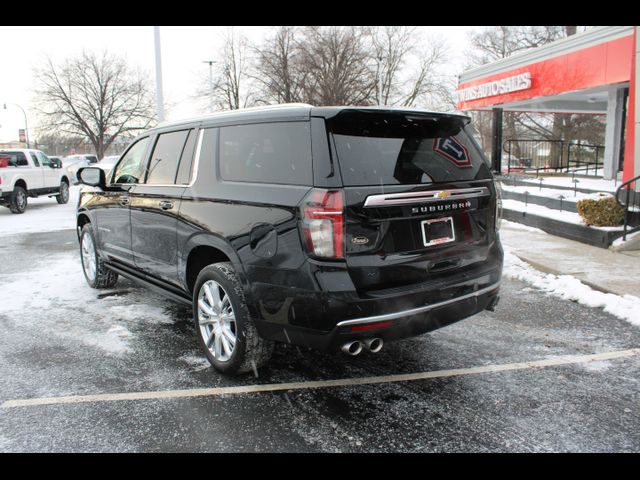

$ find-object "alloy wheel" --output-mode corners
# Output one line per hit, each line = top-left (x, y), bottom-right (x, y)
(81, 232), (97, 281)
(197, 280), (237, 362)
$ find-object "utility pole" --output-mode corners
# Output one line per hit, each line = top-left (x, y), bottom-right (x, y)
(203, 60), (216, 113)
(154, 26), (165, 123)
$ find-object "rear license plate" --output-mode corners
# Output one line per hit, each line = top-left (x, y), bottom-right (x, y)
(421, 217), (455, 247)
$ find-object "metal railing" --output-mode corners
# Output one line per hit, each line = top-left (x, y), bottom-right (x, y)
(615, 174), (640, 241)
(503, 139), (604, 176)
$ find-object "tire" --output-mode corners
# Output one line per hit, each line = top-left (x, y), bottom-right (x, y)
(56, 180), (70, 204)
(79, 224), (118, 289)
(193, 262), (274, 375)
(9, 186), (27, 214)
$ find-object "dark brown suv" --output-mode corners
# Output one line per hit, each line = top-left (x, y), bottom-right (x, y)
(76, 105), (503, 374)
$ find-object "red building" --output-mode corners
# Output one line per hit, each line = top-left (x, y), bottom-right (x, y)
(456, 26), (638, 183)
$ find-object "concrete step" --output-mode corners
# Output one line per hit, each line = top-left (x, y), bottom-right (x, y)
(502, 208), (625, 249)
(501, 189), (578, 213)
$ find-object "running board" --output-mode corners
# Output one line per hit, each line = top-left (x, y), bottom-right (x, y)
(105, 262), (192, 306)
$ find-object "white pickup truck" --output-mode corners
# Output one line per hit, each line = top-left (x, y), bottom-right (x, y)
(0, 149), (72, 214)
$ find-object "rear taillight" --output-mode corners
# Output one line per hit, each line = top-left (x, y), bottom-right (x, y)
(301, 189), (345, 259)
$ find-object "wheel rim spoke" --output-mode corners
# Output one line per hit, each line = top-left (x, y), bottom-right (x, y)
(198, 279), (237, 362)
(198, 299), (215, 317)
(213, 334), (223, 358)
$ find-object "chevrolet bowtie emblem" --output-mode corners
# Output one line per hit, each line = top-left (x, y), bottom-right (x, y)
(435, 191), (450, 199)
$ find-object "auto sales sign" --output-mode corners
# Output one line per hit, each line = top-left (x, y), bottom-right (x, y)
(456, 72), (532, 102)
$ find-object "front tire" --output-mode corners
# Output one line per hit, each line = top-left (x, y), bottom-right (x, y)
(56, 180), (70, 204)
(80, 224), (118, 288)
(9, 186), (27, 214)
(193, 262), (273, 375)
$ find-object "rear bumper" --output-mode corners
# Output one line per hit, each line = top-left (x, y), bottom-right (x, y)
(253, 273), (501, 352)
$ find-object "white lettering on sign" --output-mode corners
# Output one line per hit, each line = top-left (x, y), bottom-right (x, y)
(456, 72), (532, 102)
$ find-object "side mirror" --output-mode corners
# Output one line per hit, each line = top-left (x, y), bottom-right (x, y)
(50, 160), (61, 169)
(77, 167), (106, 189)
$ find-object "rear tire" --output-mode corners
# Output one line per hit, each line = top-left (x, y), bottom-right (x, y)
(9, 186), (27, 214)
(56, 180), (70, 204)
(193, 262), (273, 375)
(80, 224), (118, 288)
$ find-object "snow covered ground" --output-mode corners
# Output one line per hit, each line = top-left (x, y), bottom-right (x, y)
(500, 183), (613, 203)
(508, 176), (620, 193)
(0, 250), (174, 356)
(502, 243), (640, 327)
(0, 186), (80, 236)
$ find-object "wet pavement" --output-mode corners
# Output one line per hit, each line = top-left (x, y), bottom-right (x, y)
(0, 229), (639, 452)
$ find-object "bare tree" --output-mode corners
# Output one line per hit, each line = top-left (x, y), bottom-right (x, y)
(203, 28), (256, 111)
(365, 26), (451, 109)
(295, 26), (374, 106)
(251, 26), (307, 104)
(467, 26), (570, 67)
(34, 51), (155, 159)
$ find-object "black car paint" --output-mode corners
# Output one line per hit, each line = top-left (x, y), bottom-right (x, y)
(77, 106), (503, 352)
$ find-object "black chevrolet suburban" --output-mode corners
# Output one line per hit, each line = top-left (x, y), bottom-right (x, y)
(76, 104), (503, 374)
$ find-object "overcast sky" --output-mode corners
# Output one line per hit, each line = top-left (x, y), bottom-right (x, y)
(0, 25), (478, 145)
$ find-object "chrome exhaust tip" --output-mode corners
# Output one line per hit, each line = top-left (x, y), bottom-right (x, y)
(341, 340), (363, 356)
(363, 338), (384, 353)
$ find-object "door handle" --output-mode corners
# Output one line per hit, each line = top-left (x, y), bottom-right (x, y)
(119, 196), (130, 207)
(159, 200), (173, 210)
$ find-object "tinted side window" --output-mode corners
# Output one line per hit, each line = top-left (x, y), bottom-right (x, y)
(219, 122), (312, 185)
(145, 130), (190, 185)
(112, 137), (150, 184)
(30, 153), (40, 167)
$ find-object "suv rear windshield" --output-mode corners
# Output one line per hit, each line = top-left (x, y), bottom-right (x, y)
(327, 110), (491, 186)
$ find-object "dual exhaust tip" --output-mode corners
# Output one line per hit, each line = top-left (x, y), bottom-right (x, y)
(341, 338), (383, 356)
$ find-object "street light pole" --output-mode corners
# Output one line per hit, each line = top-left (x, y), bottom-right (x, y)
(203, 60), (216, 113)
(154, 26), (165, 123)
(3, 102), (30, 148)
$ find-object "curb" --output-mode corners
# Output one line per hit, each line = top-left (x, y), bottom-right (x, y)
(511, 252), (618, 296)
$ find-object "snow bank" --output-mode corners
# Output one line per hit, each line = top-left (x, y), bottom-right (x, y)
(611, 230), (640, 248)
(503, 247), (640, 327)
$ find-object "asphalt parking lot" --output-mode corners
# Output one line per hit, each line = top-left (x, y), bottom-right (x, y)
(1, 227), (639, 452)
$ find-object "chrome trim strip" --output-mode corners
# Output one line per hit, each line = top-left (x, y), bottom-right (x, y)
(363, 187), (490, 207)
(336, 281), (501, 327)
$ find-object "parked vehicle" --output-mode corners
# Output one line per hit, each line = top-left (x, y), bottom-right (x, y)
(75, 105), (503, 374)
(63, 155), (91, 184)
(48, 156), (63, 168)
(0, 149), (71, 213)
